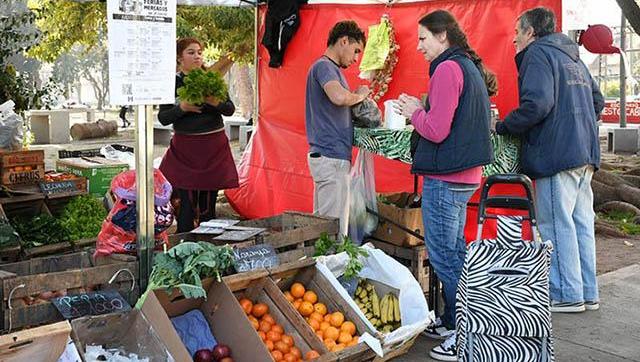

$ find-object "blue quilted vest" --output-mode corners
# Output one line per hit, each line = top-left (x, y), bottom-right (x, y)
(411, 47), (493, 175)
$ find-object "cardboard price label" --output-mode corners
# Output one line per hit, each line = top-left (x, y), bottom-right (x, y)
(39, 180), (78, 195)
(52, 290), (131, 319)
(233, 244), (279, 273)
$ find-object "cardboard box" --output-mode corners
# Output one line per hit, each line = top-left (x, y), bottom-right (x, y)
(56, 157), (128, 197)
(70, 310), (175, 361)
(142, 280), (272, 362)
(372, 193), (424, 247)
(1, 150), (45, 186)
(0, 321), (71, 362)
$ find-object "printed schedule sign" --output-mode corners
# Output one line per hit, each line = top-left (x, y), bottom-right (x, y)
(107, 0), (176, 105)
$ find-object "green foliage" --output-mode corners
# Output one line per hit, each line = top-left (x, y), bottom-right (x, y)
(58, 195), (107, 241)
(0, 218), (20, 248)
(177, 6), (254, 64)
(314, 233), (369, 280)
(135, 242), (235, 308)
(177, 68), (228, 105)
(0, 0), (41, 65)
(598, 211), (640, 235)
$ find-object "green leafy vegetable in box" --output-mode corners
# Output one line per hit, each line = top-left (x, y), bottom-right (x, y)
(59, 195), (107, 241)
(135, 241), (235, 308)
(176, 68), (228, 105)
(11, 214), (68, 248)
(0, 218), (20, 248)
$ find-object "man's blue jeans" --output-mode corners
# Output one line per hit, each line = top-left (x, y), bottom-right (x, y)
(422, 177), (477, 329)
(536, 165), (599, 303)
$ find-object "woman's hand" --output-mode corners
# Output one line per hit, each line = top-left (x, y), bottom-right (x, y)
(397, 93), (423, 119)
(179, 101), (202, 113)
(205, 96), (221, 107)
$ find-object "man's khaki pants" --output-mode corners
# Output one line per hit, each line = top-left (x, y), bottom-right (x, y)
(307, 154), (350, 237)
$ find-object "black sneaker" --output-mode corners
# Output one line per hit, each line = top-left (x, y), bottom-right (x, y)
(585, 300), (600, 311)
(550, 301), (585, 313)
(429, 333), (457, 361)
(422, 317), (455, 340)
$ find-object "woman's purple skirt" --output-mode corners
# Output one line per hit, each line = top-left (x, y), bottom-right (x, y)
(160, 131), (239, 191)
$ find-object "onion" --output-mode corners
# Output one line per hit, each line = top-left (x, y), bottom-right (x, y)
(193, 349), (214, 362)
(38, 291), (55, 300)
(219, 358), (233, 362)
(212, 344), (231, 360)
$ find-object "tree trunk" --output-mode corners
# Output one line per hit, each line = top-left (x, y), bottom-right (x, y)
(595, 220), (628, 237)
(593, 169), (632, 187)
(621, 174), (640, 188)
(616, 0), (640, 35)
(616, 183), (640, 209)
(595, 201), (640, 216)
(70, 120), (117, 140)
(592, 179), (619, 206)
(235, 64), (253, 119)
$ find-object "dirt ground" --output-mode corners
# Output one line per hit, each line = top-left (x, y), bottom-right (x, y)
(29, 121), (640, 275)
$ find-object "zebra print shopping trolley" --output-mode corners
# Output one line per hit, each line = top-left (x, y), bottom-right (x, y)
(456, 174), (554, 362)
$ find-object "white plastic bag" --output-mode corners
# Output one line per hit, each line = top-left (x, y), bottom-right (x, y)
(101, 145), (135, 169)
(316, 243), (433, 355)
(348, 150), (378, 245)
(0, 100), (24, 150)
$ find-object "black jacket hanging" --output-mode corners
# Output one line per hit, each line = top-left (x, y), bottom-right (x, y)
(261, 0), (306, 68)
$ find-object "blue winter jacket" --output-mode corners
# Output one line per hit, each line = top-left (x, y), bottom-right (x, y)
(496, 33), (605, 179)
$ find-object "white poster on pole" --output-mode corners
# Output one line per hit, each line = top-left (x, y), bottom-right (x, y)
(107, 0), (176, 105)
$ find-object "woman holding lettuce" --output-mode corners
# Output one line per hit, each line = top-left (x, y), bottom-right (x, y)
(158, 37), (238, 233)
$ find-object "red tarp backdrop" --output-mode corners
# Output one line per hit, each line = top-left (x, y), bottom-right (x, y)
(226, 0), (562, 240)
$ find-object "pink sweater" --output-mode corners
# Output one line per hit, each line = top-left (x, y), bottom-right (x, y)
(410, 60), (482, 185)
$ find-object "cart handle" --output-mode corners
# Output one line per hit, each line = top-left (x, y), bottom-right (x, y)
(477, 174), (537, 226)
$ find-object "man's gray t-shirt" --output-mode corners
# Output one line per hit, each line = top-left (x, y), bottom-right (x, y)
(305, 57), (353, 161)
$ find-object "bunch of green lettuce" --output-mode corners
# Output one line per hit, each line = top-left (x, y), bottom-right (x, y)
(177, 69), (228, 105)
(59, 195), (107, 241)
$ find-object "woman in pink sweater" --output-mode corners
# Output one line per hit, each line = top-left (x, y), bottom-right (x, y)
(397, 10), (497, 361)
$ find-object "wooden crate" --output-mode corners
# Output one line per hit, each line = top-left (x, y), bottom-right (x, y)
(0, 150), (45, 186)
(368, 238), (429, 293)
(0, 320), (71, 362)
(238, 211), (339, 263)
(0, 251), (138, 332)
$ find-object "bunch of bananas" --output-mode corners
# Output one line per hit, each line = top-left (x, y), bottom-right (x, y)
(354, 280), (401, 333)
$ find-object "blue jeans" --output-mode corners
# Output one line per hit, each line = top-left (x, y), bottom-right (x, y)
(536, 166), (599, 303)
(422, 177), (477, 329)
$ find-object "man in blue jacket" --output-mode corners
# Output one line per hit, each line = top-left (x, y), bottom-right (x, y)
(495, 7), (605, 313)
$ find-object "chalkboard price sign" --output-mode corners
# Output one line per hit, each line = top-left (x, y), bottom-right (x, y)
(233, 244), (279, 273)
(52, 290), (131, 319)
(39, 180), (78, 196)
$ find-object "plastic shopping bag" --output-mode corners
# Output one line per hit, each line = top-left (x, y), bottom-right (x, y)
(95, 169), (174, 257)
(0, 100), (24, 150)
(348, 150), (378, 245)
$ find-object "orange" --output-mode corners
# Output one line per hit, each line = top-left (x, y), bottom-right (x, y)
(281, 334), (294, 347)
(329, 312), (344, 327)
(338, 332), (352, 344)
(262, 313), (276, 325)
(283, 353), (297, 362)
(324, 326), (339, 341)
(347, 336), (359, 347)
(267, 330), (282, 342)
(259, 320), (273, 333)
(275, 341), (291, 354)
(258, 331), (267, 341)
(305, 350), (321, 360)
(293, 299), (302, 310)
(319, 321), (330, 332)
(239, 298), (253, 315)
(252, 303), (269, 318)
(272, 324), (284, 334)
(271, 350), (284, 361)
(309, 312), (324, 323)
(290, 346), (302, 359)
(284, 291), (295, 303)
(308, 319), (320, 331)
(290, 282), (306, 298)
(248, 315), (259, 330)
(299, 301), (314, 316)
(265, 339), (275, 351)
(315, 329), (324, 340)
(340, 321), (356, 336)
(323, 314), (332, 322)
(313, 303), (327, 316)
(323, 338), (336, 350)
(302, 291), (318, 304)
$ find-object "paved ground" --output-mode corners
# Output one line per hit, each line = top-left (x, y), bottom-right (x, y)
(395, 263), (640, 362)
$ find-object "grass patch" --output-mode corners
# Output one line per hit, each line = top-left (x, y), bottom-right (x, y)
(598, 210), (640, 235)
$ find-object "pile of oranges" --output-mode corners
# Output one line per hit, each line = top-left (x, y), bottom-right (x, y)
(285, 282), (359, 353)
(239, 297), (320, 361)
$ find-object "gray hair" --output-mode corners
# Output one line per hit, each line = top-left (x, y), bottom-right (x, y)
(518, 7), (556, 38)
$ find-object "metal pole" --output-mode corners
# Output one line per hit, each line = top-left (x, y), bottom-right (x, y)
(135, 105), (155, 292)
(253, 3), (259, 124)
(621, 15), (627, 128)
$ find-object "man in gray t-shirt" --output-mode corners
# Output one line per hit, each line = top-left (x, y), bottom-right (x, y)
(305, 20), (369, 237)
